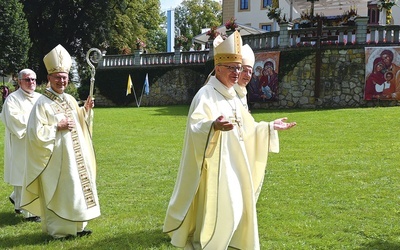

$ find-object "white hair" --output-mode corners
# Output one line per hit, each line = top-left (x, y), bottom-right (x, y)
(18, 69), (36, 79)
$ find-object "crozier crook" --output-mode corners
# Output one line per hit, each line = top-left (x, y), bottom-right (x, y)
(85, 48), (102, 129)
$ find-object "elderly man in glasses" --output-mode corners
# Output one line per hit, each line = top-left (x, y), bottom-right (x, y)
(1, 69), (41, 222)
(163, 31), (296, 250)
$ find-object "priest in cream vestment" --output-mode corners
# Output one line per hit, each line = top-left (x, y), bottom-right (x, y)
(21, 45), (100, 238)
(2, 69), (41, 220)
(234, 44), (255, 111)
(163, 32), (296, 249)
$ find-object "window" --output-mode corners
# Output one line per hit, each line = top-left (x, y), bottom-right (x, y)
(240, 0), (249, 10)
(263, 0), (272, 8)
(367, 2), (379, 24)
(261, 24), (271, 31)
(368, 8), (379, 24)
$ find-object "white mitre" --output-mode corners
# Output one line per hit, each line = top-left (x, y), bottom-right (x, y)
(242, 44), (255, 68)
(213, 30), (242, 65)
(43, 44), (72, 74)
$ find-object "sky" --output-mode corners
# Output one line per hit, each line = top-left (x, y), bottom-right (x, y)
(160, 0), (182, 11)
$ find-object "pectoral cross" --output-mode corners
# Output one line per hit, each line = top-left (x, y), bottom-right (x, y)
(229, 109), (243, 141)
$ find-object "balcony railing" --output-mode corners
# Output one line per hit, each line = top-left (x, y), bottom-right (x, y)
(98, 17), (400, 69)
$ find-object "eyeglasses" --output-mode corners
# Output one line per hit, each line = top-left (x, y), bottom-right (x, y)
(219, 65), (243, 73)
(22, 78), (36, 82)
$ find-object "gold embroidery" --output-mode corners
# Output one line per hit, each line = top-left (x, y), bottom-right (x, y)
(43, 90), (96, 208)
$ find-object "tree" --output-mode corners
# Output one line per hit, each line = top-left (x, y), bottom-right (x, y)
(0, 0), (31, 75)
(175, 0), (222, 50)
(21, 0), (165, 83)
(21, 0), (114, 83)
(107, 0), (164, 54)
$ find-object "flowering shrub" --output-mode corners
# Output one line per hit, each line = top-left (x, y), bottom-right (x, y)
(225, 17), (238, 31)
(121, 46), (131, 54)
(341, 7), (358, 25)
(266, 6), (285, 23)
(136, 38), (146, 49)
(377, 0), (398, 11)
(206, 26), (220, 40)
(99, 41), (109, 50)
(175, 35), (188, 46)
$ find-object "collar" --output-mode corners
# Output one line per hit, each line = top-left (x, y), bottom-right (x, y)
(207, 76), (236, 100)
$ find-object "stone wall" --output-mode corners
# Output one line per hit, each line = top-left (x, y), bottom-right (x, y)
(251, 47), (399, 109)
(95, 47), (399, 109)
(94, 67), (207, 107)
(139, 67), (206, 106)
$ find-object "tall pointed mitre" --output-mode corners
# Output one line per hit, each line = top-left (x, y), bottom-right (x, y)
(213, 30), (242, 65)
(43, 44), (72, 74)
(242, 44), (255, 68)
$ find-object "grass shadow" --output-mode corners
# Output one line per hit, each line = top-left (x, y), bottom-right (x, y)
(0, 212), (24, 227)
(151, 106), (189, 117)
(85, 229), (171, 249)
(0, 231), (52, 248)
(356, 240), (400, 250)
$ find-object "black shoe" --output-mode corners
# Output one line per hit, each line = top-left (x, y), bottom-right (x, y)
(25, 216), (41, 222)
(15, 209), (22, 214)
(77, 229), (92, 237)
(9, 197), (15, 205)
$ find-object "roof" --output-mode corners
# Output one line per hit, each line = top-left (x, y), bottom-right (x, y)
(192, 23), (267, 44)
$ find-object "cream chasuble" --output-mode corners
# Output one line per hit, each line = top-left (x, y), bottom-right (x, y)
(1, 88), (41, 186)
(21, 89), (100, 222)
(233, 84), (248, 111)
(163, 76), (279, 249)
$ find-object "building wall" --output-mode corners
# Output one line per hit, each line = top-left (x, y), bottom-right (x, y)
(223, 0), (400, 29)
(222, 0), (235, 24)
(224, 0), (300, 30)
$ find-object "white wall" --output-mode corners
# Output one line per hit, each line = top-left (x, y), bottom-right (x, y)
(231, 0), (400, 28)
(232, 0), (304, 29)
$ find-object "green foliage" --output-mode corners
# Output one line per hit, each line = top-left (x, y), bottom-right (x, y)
(107, 0), (164, 54)
(0, 0), (31, 75)
(18, 0), (165, 86)
(21, 0), (113, 82)
(146, 26), (168, 53)
(1, 106), (400, 249)
(175, 0), (222, 51)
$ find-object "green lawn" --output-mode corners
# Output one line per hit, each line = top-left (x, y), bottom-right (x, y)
(1, 106), (400, 249)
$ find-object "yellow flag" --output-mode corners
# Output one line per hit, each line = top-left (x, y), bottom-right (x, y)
(126, 74), (132, 96)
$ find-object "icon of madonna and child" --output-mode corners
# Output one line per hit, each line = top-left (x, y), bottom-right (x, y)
(247, 51), (280, 103)
(364, 47), (400, 100)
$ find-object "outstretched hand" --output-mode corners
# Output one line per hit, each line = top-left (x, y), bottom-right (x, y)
(273, 117), (296, 130)
(214, 115), (234, 131)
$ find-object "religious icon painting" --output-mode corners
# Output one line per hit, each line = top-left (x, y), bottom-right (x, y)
(364, 46), (400, 101)
(247, 51), (280, 103)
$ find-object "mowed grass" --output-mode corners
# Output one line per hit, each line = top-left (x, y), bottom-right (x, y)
(1, 105), (400, 249)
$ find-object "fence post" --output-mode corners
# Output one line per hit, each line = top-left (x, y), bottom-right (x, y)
(134, 50), (142, 65)
(278, 22), (292, 48)
(174, 47), (181, 64)
(355, 16), (369, 44)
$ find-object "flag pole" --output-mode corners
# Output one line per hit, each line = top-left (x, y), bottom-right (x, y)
(132, 83), (139, 107)
(137, 73), (150, 107)
(138, 83), (144, 107)
(85, 48), (102, 130)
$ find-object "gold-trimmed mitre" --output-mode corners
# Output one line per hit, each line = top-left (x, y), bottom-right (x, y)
(242, 44), (255, 68)
(213, 31), (242, 65)
(43, 44), (72, 74)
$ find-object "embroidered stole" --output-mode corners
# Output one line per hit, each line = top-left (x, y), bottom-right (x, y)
(44, 90), (96, 208)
